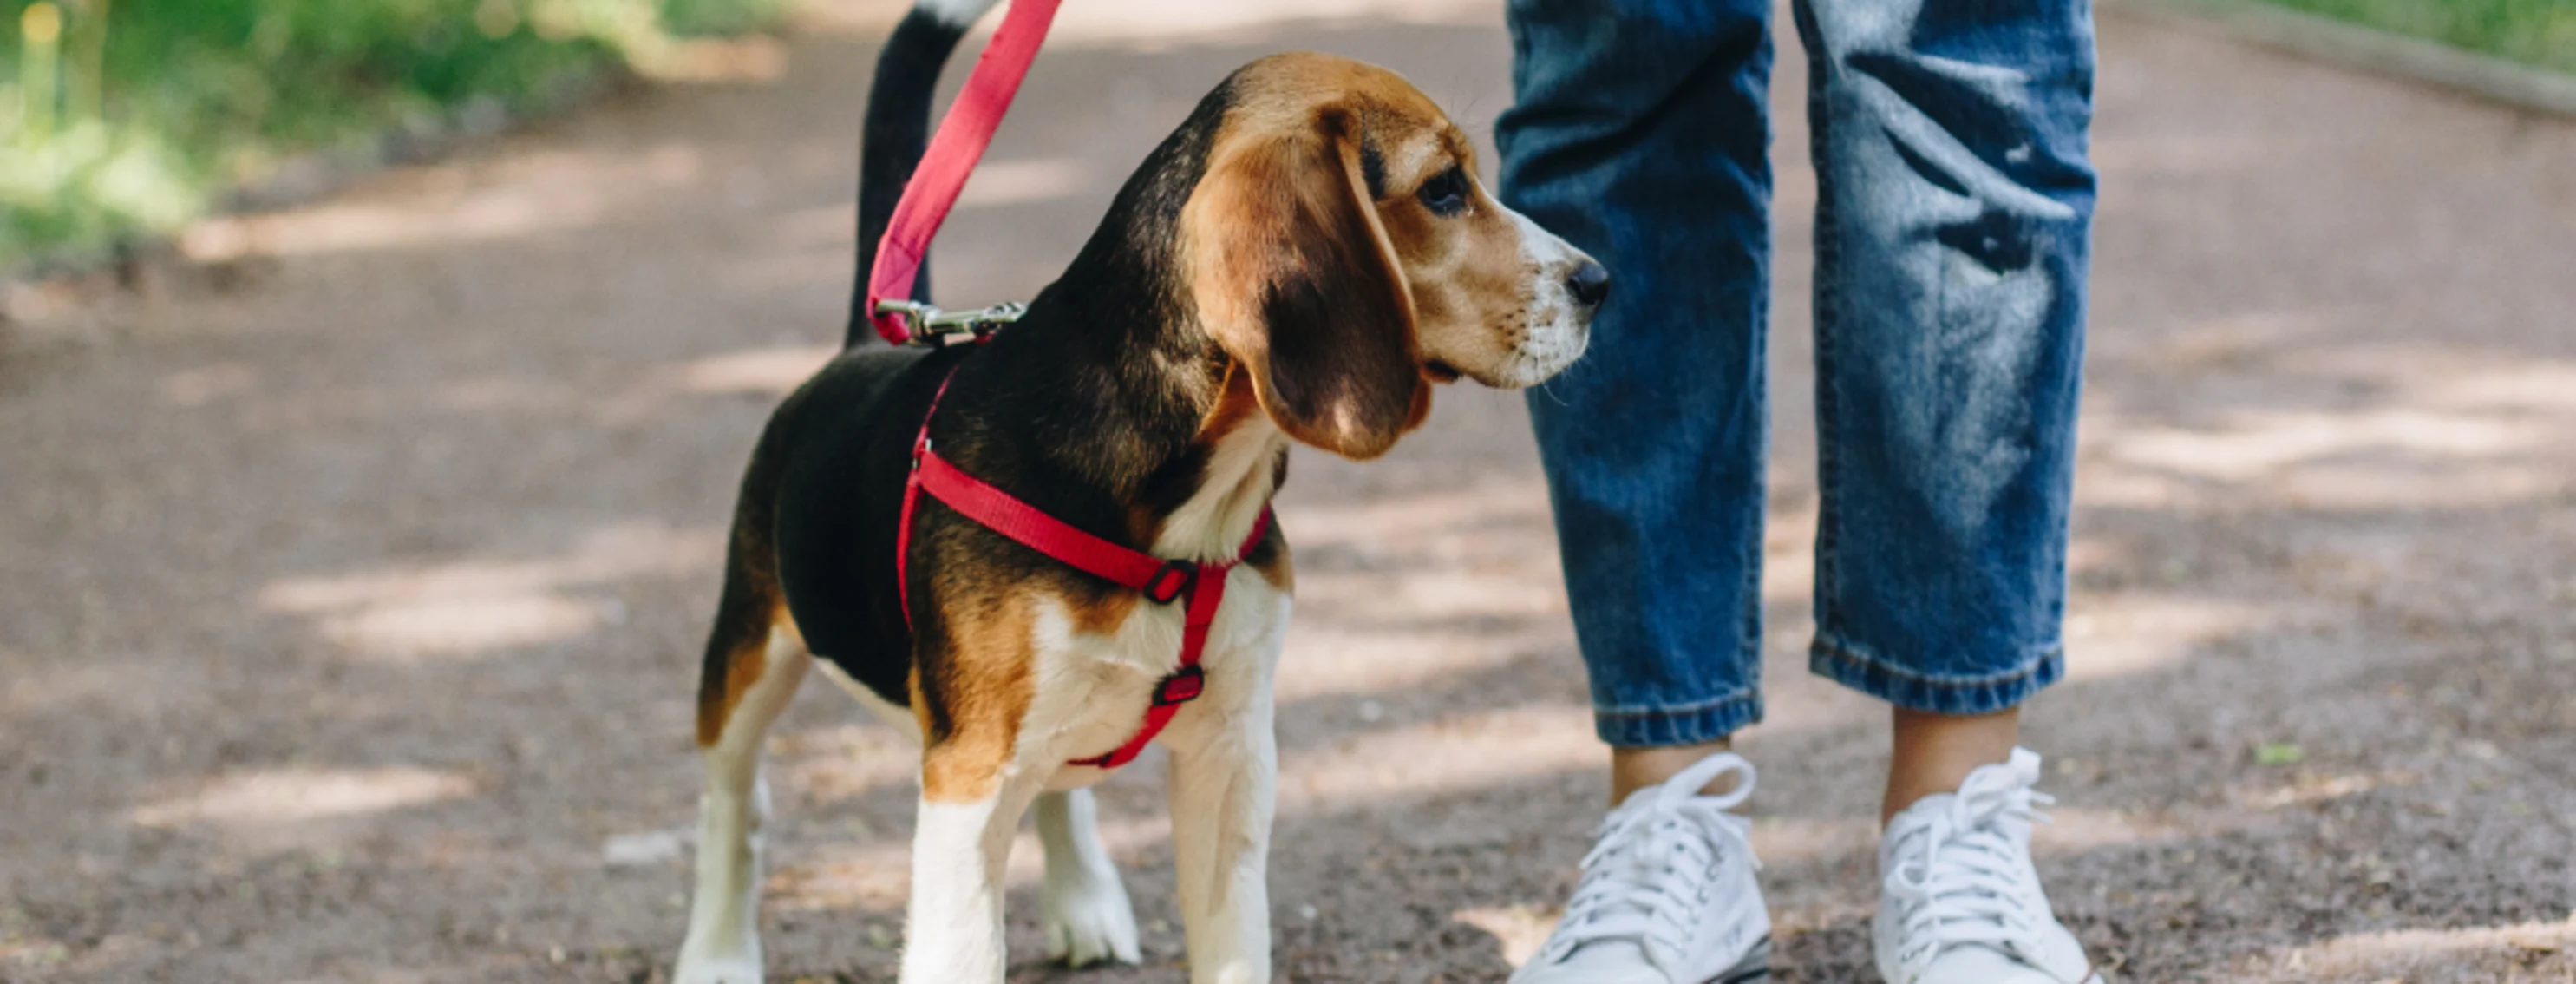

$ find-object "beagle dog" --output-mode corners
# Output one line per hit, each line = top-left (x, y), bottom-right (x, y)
(672, 2), (1605, 981)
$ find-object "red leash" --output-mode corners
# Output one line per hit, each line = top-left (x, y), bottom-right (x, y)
(865, 0), (1063, 344)
(898, 368), (1273, 770)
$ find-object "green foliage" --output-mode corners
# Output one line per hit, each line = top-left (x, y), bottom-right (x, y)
(0, 0), (785, 267)
(2242, 0), (2576, 74)
(662, 0), (790, 36)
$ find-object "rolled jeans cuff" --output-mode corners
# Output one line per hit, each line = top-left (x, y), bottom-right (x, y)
(1808, 630), (2063, 717)
(1593, 690), (1765, 749)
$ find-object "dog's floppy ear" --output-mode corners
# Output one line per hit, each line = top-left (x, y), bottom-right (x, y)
(1187, 106), (1429, 461)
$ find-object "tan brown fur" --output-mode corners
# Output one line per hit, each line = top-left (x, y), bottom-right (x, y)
(696, 522), (789, 746)
(1060, 582), (1142, 638)
(916, 584), (1039, 804)
(1185, 57), (1428, 462)
(1370, 130), (1535, 385)
(1184, 53), (1555, 464)
(698, 630), (765, 747)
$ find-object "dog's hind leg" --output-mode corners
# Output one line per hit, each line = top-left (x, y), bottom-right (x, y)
(677, 586), (809, 984)
(1036, 788), (1142, 967)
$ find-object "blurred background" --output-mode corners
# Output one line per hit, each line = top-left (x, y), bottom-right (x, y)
(2, 0), (2573, 981)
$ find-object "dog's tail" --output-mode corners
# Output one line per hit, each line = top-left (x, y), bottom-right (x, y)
(847, 0), (1006, 349)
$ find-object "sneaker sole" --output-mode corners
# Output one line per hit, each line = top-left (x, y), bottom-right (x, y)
(1704, 937), (1772, 983)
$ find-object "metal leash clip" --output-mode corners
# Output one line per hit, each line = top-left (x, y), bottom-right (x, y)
(876, 299), (1027, 347)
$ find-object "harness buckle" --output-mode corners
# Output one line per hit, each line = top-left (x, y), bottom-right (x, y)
(1152, 666), (1206, 706)
(1141, 560), (1197, 605)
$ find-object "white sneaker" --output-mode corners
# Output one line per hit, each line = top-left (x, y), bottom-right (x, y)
(1514, 752), (1771, 984)
(1874, 748), (2103, 984)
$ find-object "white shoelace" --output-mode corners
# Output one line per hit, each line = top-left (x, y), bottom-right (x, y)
(1538, 752), (1759, 970)
(1882, 753), (2056, 980)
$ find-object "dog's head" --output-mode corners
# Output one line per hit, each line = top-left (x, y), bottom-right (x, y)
(1182, 53), (1604, 461)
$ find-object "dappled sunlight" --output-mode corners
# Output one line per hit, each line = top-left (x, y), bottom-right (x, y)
(2119, 309), (2332, 371)
(798, 0), (1496, 47)
(2089, 132), (2272, 179)
(193, 146), (696, 259)
(2082, 344), (2576, 512)
(131, 766), (480, 829)
(1293, 566), (1567, 630)
(587, 343), (836, 424)
(3, 657), (195, 716)
(154, 362), (259, 409)
(767, 841), (914, 913)
(955, 157), (1095, 210)
(1749, 814), (1877, 866)
(257, 522), (721, 659)
(2233, 767), (2416, 811)
(656, 343), (838, 397)
(767, 812), (1173, 914)
(2060, 593), (2279, 681)
(1045, 0), (1496, 45)
(313, 594), (605, 657)
(769, 722), (921, 806)
(2265, 915), (2576, 980)
(2112, 409), (2547, 481)
(761, 704), (1608, 913)
(1280, 477), (1572, 642)
(1273, 626), (1557, 702)
(2037, 806), (2191, 854)
(2416, 362), (2576, 414)
(1285, 481), (1555, 547)
(1452, 905), (1553, 968)
(1278, 704), (1597, 810)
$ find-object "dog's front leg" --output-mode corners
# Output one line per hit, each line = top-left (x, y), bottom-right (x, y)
(1166, 692), (1278, 984)
(899, 764), (1041, 983)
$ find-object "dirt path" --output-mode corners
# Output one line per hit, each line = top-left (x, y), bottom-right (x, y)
(5, 2), (2574, 981)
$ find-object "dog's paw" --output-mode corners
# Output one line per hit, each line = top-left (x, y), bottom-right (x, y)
(673, 954), (764, 984)
(1042, 871), (1142, 967)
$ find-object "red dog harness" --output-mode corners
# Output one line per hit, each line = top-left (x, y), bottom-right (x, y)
(869, 0), (1265, 770)
(895, 367), (1273, 770)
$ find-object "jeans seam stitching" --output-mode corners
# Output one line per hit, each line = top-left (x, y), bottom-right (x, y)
(1592, 690), (1762, 718)
(1811, 632), (2063, 688)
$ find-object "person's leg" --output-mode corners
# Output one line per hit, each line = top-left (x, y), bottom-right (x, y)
(1789, 0), (2095, 805)
(1497, 1), (1781, 981)
(1885, 705), (2021, 823)
(1499, 0), (1776, 782)
(1793, 0), (2099, 978)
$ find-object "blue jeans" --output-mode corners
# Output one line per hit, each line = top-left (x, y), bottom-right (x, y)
(1497, 0), (2098, 747)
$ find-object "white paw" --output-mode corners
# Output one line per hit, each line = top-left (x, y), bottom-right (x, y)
(673, 953), (763, 984)
(1042, 872), (1142, 968)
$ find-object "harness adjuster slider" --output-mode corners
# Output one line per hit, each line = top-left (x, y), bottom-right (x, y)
(1152, 666), (1206, 706)
(1141, 560), (1197, 605)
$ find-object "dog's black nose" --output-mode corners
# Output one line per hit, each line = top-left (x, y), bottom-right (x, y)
(1566, 261), (1611, 308)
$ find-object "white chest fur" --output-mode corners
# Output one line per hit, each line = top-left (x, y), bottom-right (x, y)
(1026, 415), (1291, 786)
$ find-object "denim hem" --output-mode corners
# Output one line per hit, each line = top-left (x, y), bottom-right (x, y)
(1808, 631), (2063, 716)
(1593, 691), (1764, 749)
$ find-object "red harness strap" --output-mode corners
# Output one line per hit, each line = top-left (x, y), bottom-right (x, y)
(897, 366), (1273, 770)
(865, 0), (1063, 344)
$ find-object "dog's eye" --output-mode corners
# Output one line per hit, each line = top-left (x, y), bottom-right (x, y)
(1417, 167), (1469, 216)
